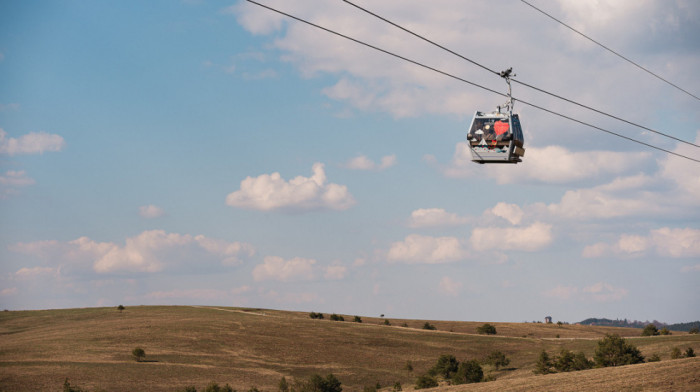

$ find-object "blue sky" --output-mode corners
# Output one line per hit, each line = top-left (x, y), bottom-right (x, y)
(1, 0), (699, 323)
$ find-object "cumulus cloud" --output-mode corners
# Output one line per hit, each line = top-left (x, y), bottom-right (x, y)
(582, 282), (628, 302)
(324, 263), (347, 280)
(386, 234), (467, 264)
(434, 142), (651, 185)
(10, 230), (255, 274)
(408, 208), (468, 228)
(542, 282), (627, 302)
(490, 202), (524, 225)
(0, 129), (65, 155)
(226, 162), (355, 212)
(583, 227), (700, 258)
(470, 222), (553, 252)
(0, 170), (35, 187)
(438, 276), (462, 296)
(252, 256), (316, 282)
(543, 284), (578, 300)
(343, 154), (396, 171)
(139, 205), (165, 219)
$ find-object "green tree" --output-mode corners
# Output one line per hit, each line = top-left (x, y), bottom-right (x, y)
(302, 374), (342, 392)
(422, 322), (436, 330)
(132, 347), (146, 362)
(117, 304), (125, 313)
(63, 379), (84, 392)
(659, 327), (671, 335)
(353, 316), (362, 323)
(671, 347), (682, 359)
(476, 323), (496, 335)
(689, 326), (699, 334)
(392, 382), (402, 391)
(414, 375), (438, 389)
(572, 352), (594, 371)
(452, 360), (483, 384)
(594, 334), (644, 367)
(330, 314), (344, 321)
(641, 324), (659, 336)
(429, 354), (459, 379)
(383, 319), (391, 326)
(533, 350), (553, 374)
(484, 351), (510, 370)
(279, 377), (289, 392)
(204, 383), (234, 392)
(554, 349), (576, 372)
(685, 347), (696, 358)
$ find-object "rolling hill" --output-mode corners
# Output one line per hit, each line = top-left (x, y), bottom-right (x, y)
(1, 306), (698, 391)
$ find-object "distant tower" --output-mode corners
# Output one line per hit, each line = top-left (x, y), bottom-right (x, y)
(545, 316), (552, 324)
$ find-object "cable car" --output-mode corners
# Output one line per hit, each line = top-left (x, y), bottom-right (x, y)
(467, 68), (525, 164)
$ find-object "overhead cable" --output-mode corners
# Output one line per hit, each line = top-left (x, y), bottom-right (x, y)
(520, 0), (700, 102)
(244, 0), (700, 164)
(341, 0), (700, 149)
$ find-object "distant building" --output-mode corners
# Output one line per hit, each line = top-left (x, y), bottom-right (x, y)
(545, 316), (552, 324)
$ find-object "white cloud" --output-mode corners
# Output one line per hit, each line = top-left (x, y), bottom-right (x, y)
(343, 154), (396, 171)
(252, 256), (317, 282)
(543, 284), (578, 300)
(387, 234), (467, 264)
(583, 227), (700, 258)
(146, 289), (229, 300)
(324, 263), (347, 280)
(408, 208), (468, 228)
(543, 282), (627, 302)
(226, 162), (355, 212)
(9, 230), (255, 274)
(436, 142), (651, 185)
(438, 276), (462, 296)
(0, 287), (17, 296)
(15, 267), (56, 278)
(0, 170), (35, 187)
(0, 129), (65, 155)
(139, 205), (165, 219)
(470, 222), (553, 252)
(490, 202), (524, 225)
(582, 282), (628, 302)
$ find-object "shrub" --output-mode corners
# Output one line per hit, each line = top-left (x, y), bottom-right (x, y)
(647, 353), (661, 362)
(659, 327), (671, 335)
(404, 361), (413, 372)
(429, 354), (459, 379)
(671, 347), (682, 359)
(181, 387), (197, 392)
(414, 375), (438, 389)
(422, 322), (436, 330)
(689, 327), (699, 334)
(686, 347), (696, 358)
(117, 304), (125, 312)
(594, 334), (644, 367)
(279, 376), (289, 392)
(330, 314), (344, 322)
(132, 347), (146, 362)
(452, 360), (483, 384)
(63, 379), (85, 392)
(641, 324), (659, 336)
(571, 351), (594, 371)
(384, 319), (391, 326)
(204, 383), (234, 392)
(362, 386), (376, 392)
(484, 351), (510, 370)
(353, 316), (362, 323)
(392, 382), (402, 391)
(533, 350), (553, 374)
(309, 312), (324, 319)
(476, 323), (496, 335)
(299, 374), (342, 392)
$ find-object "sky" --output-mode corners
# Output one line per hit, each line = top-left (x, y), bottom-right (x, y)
(1, 0), (699, 324)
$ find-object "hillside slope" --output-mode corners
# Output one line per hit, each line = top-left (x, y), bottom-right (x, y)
(1, 306), (698, 391)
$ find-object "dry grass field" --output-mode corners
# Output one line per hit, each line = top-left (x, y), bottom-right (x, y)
(0, 306), (698, 391)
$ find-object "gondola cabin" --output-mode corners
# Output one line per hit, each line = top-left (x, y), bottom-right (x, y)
(467, 111), (525, 164)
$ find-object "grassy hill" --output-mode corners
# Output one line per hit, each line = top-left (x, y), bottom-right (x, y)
(1, 306), (698, 391)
